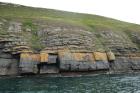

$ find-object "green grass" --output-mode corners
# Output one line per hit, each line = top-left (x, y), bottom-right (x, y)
(0, 2), (140, 33)
(1, 2), (140, 50)
(22, 20), (45, 51)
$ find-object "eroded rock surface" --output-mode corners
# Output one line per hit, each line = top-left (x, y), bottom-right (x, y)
(0, 18), (140, 75)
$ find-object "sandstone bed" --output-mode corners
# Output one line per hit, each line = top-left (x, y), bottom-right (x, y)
(1, 2), (140, 76)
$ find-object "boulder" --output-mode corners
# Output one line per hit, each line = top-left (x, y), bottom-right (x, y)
(107, 51), (115, 61)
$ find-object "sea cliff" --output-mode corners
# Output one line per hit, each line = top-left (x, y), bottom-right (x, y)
(1, 2), (140, 76)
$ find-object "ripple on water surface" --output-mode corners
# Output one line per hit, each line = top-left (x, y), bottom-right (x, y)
(0, 74), (140, 93)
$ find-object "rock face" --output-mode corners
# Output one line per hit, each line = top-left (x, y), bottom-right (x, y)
(19, 53), (39, 74)
(59, 50), (109, 71)
(0, 52), (18, 75)
(0, 18), (140, 76)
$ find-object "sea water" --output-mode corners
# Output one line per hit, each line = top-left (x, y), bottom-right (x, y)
(0, 74), (140, 93)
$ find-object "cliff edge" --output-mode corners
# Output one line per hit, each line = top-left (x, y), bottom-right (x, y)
(1, 2), (140, 75)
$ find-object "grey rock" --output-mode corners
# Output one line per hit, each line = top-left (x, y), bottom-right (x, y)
(96, 61), (109, 70)
(0, 58), (18, 75)
(110, 57), (132, 71)
(130, 57), (140, 70)
(40, 65), (59, 74)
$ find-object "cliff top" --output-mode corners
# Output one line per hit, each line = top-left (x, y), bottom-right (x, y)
(0, 2), (140, 32)
(0, 2), (140, 54)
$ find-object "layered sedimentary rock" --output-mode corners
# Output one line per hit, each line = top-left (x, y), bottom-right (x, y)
(58, 49), (109, 71)
(19, 53), (39, 74)
(0, 18), (140, 75)
(0, 52), (18, 75)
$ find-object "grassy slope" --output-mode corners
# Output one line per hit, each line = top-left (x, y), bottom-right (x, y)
(0, 2), (140, 32)
(0, 2), (140, 51)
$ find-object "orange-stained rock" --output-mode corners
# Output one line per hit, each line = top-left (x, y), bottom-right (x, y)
(107, 51), (115, 61)
(58, 49), (74, 61)
(20, 53), (30, 59)
(58, 48), (71, 58)
(73, 53), (83, 61)
(40, 53), (48, 62)
(127, 53), (140, 57)
(19, 53), (39, 73)
(32, 54), (40, 62)
(58, 51), (64, 58)
(73, 53), (95, 62)
(20, 53), (40, 63)
(93, 52), (108, 61)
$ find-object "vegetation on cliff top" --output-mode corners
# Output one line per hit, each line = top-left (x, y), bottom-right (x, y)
(0, 2), (140, 50)
(0, 2), (140, 32)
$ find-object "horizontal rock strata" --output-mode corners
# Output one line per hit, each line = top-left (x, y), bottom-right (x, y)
(0, 18), (140, 75)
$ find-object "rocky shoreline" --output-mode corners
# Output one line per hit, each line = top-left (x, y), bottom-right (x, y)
(1, 18), (140, 76)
